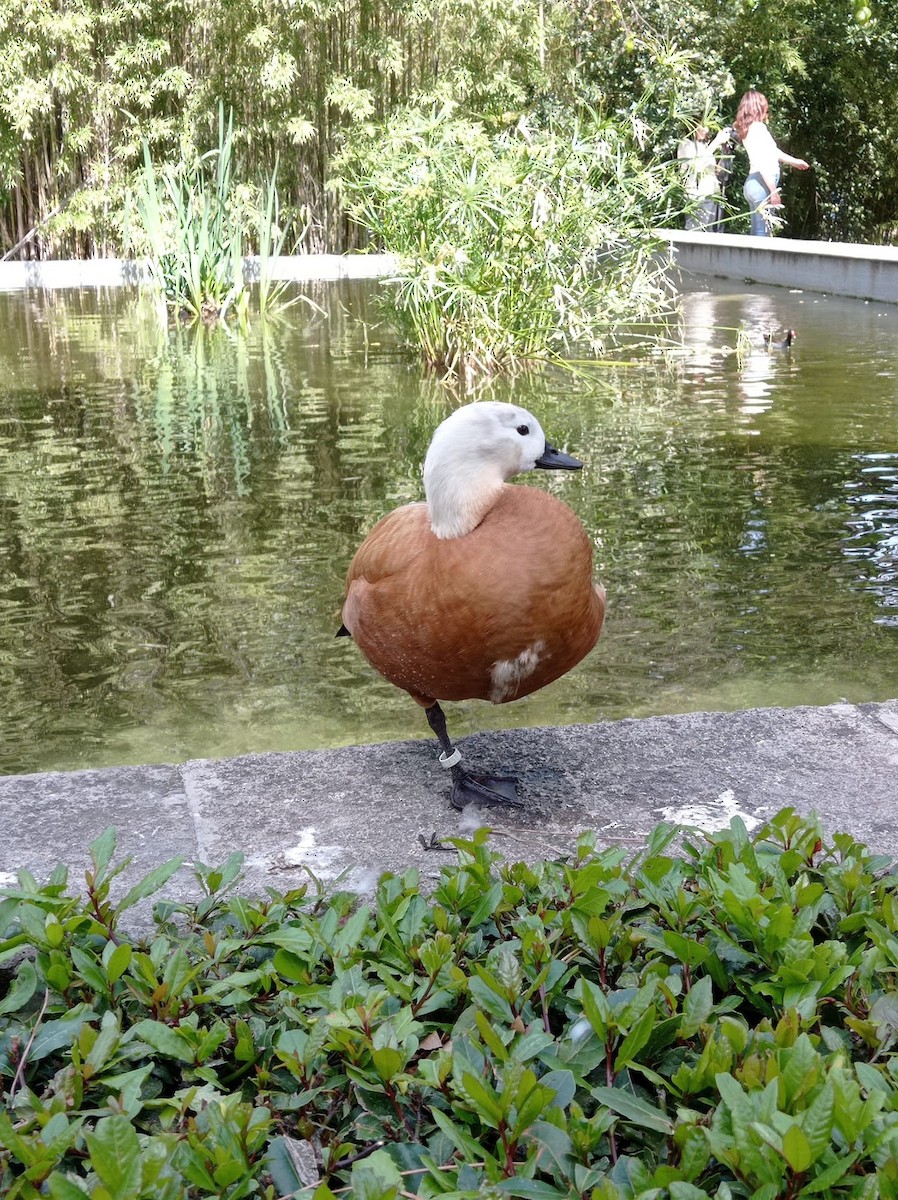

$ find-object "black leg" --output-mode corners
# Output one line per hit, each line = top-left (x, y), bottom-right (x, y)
(425, 702), (455, 756)
(424, 702), (522, 811)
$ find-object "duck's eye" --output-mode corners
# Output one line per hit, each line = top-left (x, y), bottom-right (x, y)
(516, 424), (530, 436)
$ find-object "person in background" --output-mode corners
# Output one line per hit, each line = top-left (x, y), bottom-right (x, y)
(733, 89), (810, 236)
(677, 124), (733, 231)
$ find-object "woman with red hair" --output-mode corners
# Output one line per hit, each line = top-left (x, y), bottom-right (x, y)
(734, 90), (810, 236)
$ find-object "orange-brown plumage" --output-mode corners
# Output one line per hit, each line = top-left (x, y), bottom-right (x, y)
(339, 399), (605, 810)
(343, 486), (604, 707)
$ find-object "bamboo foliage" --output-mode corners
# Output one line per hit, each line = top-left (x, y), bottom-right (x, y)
(0, 0), (561, 258)
(1, 0), (894, 256)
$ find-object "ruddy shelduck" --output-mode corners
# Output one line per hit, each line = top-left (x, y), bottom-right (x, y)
(338, 401), (605, 810)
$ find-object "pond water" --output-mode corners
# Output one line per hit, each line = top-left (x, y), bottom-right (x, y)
(1, 280), (896, 775)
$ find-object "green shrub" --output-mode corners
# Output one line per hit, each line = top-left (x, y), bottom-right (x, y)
(334, 102), (679, 382)
(3, 810), (898, 1198)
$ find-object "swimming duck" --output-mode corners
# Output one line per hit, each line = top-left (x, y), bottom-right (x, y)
(338, 401), (606, 811)
(763, 329), (796, 350)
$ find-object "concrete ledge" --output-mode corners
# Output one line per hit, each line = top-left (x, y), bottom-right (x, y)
(5, 239), (897, 303)
(658, 228), (898, 304)
(2, 702), (897, 915)
(0, 253), (398, 292)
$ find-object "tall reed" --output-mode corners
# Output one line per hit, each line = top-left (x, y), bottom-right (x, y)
(130, 107), (307, 327)
(130, 108), (245, 322)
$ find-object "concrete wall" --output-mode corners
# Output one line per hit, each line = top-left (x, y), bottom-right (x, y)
(659, 229), (898, 304)
(3, 240), (896, 305)
(0, 253), (397, 291)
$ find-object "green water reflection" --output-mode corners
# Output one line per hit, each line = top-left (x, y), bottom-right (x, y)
(1, 282), (896, 774)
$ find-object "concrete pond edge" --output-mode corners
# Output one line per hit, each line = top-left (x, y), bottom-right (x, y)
(2, 700), (897, 924)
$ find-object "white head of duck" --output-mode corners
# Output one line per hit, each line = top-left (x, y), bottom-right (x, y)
(423, 401), (583, 540)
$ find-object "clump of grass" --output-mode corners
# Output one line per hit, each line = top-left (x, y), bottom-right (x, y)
(3, 809), (898, 1197)
(129, 108), (302, 327)
(334, 102), (679, 385)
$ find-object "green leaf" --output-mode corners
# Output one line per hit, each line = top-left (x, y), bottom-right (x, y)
(351, 1148), (402, 1200)
(273, 948), (308, 981)
(0, 958), (38, 1014)
(332, 904), (372, 957)
(372, 1046), (403, 1082)
(591, 1085), (674, 1134)
(526, 1118), (574, 1176)
(679, 1126), (710, 1181)
(460, 1070), (503, 1127)
(781, 1034), (817, 1105)
(466, 881), (502, 927)
(716, 1072), (754, 1129)
(614, 1005), (655, 1071)
(128, 1018), (195, 1062)
(468, 974), (514, 1022)
(29, 1008), (96, 1061)
(781, 1124), (812, 1173)
(312, 1185), (339, 1200)
(103, 941), (132, 984)
(0, 1110), (34, 1164)
(475, 1007), (509, 1062)
(70, 946), (108, 993)
(116, 856), (184, 914)
(431, 1107), (492, 1159)
(579, 977), (610, 1040)
(802, 1082), (834, 1163)
(681, 975), (714, 1037)
(798, 1150), (861, 1194)
(48, 1175), (90, 1200)
(96, 1064), (154, 1116)
(495, 1181), (569, 1198)
(663, 930), (710, 967)
(202, 851), (244, 894)
(89, 827), (117, 878)
(539, 1069), (576, 1111)
(85, 1012), (121, 1072)
(162, 946), (198, 998)
(85, 1115), (142, 1198)
(669, 1184), (713, 1200)
(265, 1135), (320, 1193)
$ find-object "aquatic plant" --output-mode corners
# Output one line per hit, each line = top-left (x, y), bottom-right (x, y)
(129, 109), (300, 326)
(335, 103), (679, 383)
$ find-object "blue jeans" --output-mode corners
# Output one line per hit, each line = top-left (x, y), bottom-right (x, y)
(743, 172), (779, 236)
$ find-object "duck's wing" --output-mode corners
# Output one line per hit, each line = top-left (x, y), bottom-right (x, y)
(435, 487), (604, 701)
(341, 502), (429, 631)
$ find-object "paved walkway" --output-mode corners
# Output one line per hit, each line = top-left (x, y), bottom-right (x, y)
(2, 701), (897, 911)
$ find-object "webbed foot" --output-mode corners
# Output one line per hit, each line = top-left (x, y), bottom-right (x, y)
(450, 767), (522, 811)
(424, 702), (524, 813)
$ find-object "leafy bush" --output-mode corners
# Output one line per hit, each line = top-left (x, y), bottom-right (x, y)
(335, 102), (679, 381)
(3, 810), (898, 1198)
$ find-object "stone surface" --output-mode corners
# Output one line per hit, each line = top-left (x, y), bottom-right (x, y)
(660, 229), (898, 304)
(3, 242), (897, 303)
(0, 764), (196, 907)
(2, 701), (897, 915)
(0, 254), (397, 291)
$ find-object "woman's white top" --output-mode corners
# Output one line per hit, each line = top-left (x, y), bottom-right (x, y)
(677, 137), (719, 198)
(742, 121), (780, 183)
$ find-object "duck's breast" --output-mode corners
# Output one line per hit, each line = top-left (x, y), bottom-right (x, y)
(342, 486), (604, 705)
